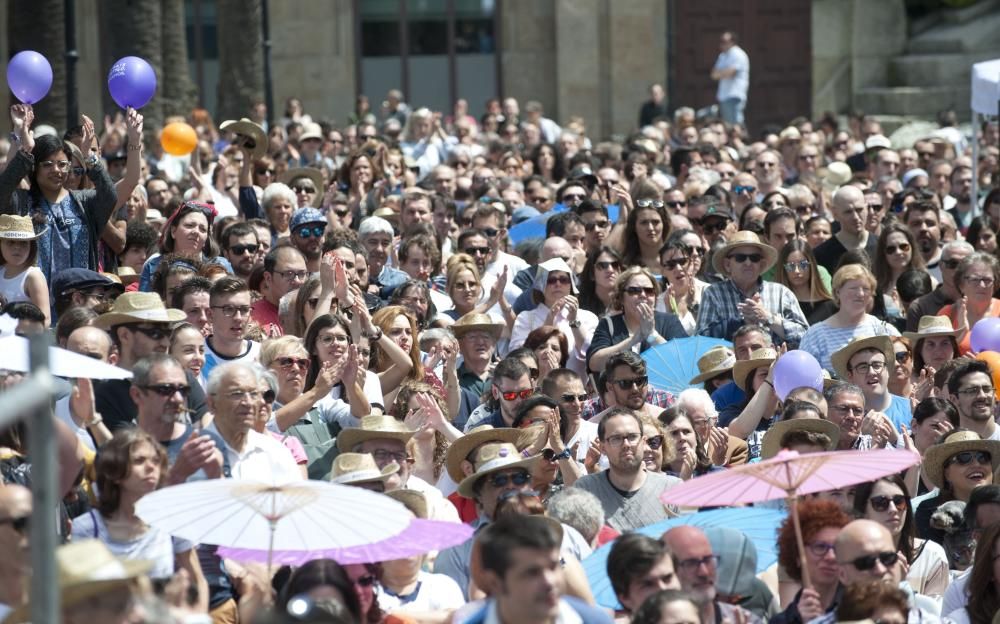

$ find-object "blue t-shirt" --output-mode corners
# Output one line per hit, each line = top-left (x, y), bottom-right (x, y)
(36, 194), (90, 285)
(884, 393), (912, 434)
(713, 382), (746, 425)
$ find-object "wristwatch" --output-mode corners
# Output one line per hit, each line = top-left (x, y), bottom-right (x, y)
(84, 153), (100, 169)
(364, 327), (383, 341)
(553, 448), (573, 461)
(8, 132), (20, 144)
(568, 319), (581, 329)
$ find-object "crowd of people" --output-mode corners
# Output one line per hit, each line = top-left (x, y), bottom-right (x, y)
(0, 72), (999, 624)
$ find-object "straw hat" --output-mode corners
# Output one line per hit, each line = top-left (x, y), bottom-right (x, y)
(336, 415), (417, 453)
(457, 442), (540, 498)
(902, 315), (962, 343)
(445, 425), (529, 483)
(280, 167), (325, 193)
(0, 214), (46, 240)
(831, 335), (895, 381)
(220, 118), (267, 160)
(711, 231), (778, 275)
(923, 430), (1000, 490)
(760, 418), (840, 460)
(820, 162), (852, 189)
(690, 346), (737, 384)
(451, 312), (504, 340)
(116, 266), (139, 285)
(328, 452), (399, 486)
(93, 292), (185, 329)
(299, 123), (325, 143)
(385, 489), (428, 519)
(7, 539), (152, 622)
(732, 348), (777, 391)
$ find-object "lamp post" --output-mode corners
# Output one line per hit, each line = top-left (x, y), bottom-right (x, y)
(262, 0), (274, 129)
(64, 0), (79, 129)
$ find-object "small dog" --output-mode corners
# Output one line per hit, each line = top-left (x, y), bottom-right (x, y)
(931, 500), (975, 570)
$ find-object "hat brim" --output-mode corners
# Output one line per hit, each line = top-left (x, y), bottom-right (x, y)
(0, 226), (47, 241)
(923, 439), (1000, 490)
(220, 120), (267, 160)
(329, 462), (399, 485)
(280, 168), (325, 207)
(690, 357), (736, 385)
(385, 489), (428, 519)
(760, 418), (840, 460)
(712, 241), (778, 275)
(337, 428), (415, 453)
(733, 356), (776, 391)
(830, 335), (895, 381)
(901, 328), (962, 343)
(452, 323), (504, 341)
(457, 453), (541, 498)
(93, 308), (186, 329)
(445, 427), (534, 483)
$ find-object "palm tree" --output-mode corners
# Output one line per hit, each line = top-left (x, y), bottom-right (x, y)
(8, 0), (66, 129)
(216, 0), (264, 121)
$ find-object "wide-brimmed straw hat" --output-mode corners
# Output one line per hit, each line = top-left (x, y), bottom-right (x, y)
(831, 335), (895, 381)
(457, 441), (540, 498)
(299, 123), (325, 143)
(445, 425), (529, 483)
(0, 214), (46, 240)
(711, 231), (778, 275)
(690, 346), (737, 384)
(7, 539), (152, 623)
(337, 415), (417, 453)
(116, 267), (139, 285)
(820, 162), (852, 189)
(385, 489), (428, 519)
(328, 453), (399, 486)
(280, 167), (325, 193)
(93, 292), (185, 329)
(923, 430), (1000, 490)
(733, 348), (777, 391)
(902, 315), (962, 343)
(220, 118), (267, 160)
(451, 312), (504, 340)
(760, 418), (840, 460)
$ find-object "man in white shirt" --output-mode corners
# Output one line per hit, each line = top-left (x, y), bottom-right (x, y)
(204, 277), (261, 380)
(710, 31), (750, 126)
(471, 202), (528, 305)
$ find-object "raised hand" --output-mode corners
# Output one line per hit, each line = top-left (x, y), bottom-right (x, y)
(333, 257), (351, 306)
(708, 427), (729, 466)
(342, 344), (360, 388)
(75, 114), (96, 157)
(125, 107), (143, 149)
(10, 104), (34, 150)
(563, 295), (580, 323)
(638, 302), (655, 338)
(319, 251), (336, 294)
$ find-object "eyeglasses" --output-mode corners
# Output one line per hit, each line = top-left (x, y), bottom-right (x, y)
(831, 404), (865, 417)
(140, 383), (191, 397)
(646, 435), (664, 450)
(306, 297), (319, 308)
(665, 200), (687, 209)
(497, 388), (534, 401)
(488, 471), (531, 488)
(624, 286), (656, 297)
(41, 160), (72, 171)
(885, 243), (910, 255)
(805, 541), (836, 558)
(849, 361), (886, 375)
(702, 220), (729, 234)
(636, 199), (664, 209)
(0, 515), (29, 533)
(318, 333), (350, 346)
(585, 220), (610, 231)
(784, 260), (810, 273)
(295, 226), (326, 239)
(275, 269), (309, 281)
(547, 275), (572, 286)
(843, 551), (898, 571)
(70, 166), (85, 177)
(605, 432), (642, 447)
(560, 393), (588, 403)
(945, 450), (991, 467)
(728, 253), (763, 264)
(276, 356), (310, 371)
(130, 325), (171, 341)
(229, 243), (259, 256)
(225, 390), (263, 402)
(291, 185), (316, 194)
(869, 494), (907, 513)
(964, 275), (995, 286)
(733, 185), (756, 194)
(562, 193), (587, 203)
(612, 376), (648, 390)
(211, 304), (252, 318)
(463, 246), (491, 257)
(353, 575), (377, 588)
(941, 258), (962, 270)
(956, 385), (994, 397)
(895, 351), (911, 364)
(372, 449), (408, 464)
(482, 227), (500, 238)
(540, 448), (561, 462)
(676, 555), (720, 572)
(595, 260), (621, 271)
(662, 257), (690, 271)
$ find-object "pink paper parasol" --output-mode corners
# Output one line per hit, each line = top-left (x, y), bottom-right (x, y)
(217, 518), (473, 566)
(660, 448), (920, 586)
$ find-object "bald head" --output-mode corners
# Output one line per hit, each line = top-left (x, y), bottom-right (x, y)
(832, 185), (864, 211)
(540, 237), (573, 263)
(834, 519), (898, 585)
(662, 526), (716, 604)
(66, 326), (113, 362)
(0, 484), (31, 515)
(831, 185), (867, 235)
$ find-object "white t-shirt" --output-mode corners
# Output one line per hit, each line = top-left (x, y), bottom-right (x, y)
(71, 510), (193, 579)
(376, 571), (465, 613)
(203, 423), (302, 484)
(203, 339), (261, 381)
(713, 45), (750, 102)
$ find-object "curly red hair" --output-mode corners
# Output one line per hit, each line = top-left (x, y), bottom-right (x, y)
(777, 499), (852, 582)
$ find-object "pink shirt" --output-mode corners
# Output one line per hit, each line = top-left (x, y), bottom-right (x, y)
(269, 431), (308, 465)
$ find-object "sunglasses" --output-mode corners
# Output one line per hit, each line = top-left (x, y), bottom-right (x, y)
(141, 383), (191, 397)
(229, 243), (259, 256)
(547, 275), (572, 286)
(886, 243), (910, 255)
(895, 351), (911, 363)
(132, 326), (171, 341)
(844, 551), (898, 571)
(612, 376), (648, 390)
(463, 246), (490, 257)
(624, 286), (656, 297)
(869, 494), (907, 513)
(256, 168), (275, 176)
(0, 515), (29, 533)
(662, 257), (690, 270)
(702, 220), (729, 234)
(665, 200), (687, 209)
(733, 185), (756, 194)
(585, 220), (610, 231)
(560, 393), (588, 403)
(784, 260), (810, 273)
(636, 199), (664, 209)
(595, 260), (621, 271)
(295, 226), (326, 239)
(540, 448), (561, 462)
(292, 185), (316, 194)
(946, 450), (991, 467)
(276, 356), (310, 371)
(482, 227), (500, 238)
(489, 471), (531, 488)
(353, 575), (377, 588)
(728, 253), (763, 264)
(941, 258), (962, 270)
(498, 388), (534, 401)
(562, 193), (587, 203)
(646, 434), (664, 450)
(306, 297), (319, 308)
(262, 389), (276, 403)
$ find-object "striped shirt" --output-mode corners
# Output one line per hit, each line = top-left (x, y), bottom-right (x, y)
(798, 315), (899, 373)
(696, 278), (808, 345)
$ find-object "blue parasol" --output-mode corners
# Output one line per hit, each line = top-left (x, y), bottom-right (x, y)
(582, 506), (785, 610)
(642, 336), (732, 394)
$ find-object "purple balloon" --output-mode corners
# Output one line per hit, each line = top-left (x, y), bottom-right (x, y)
(107, 56), (156, 109)
(772, 350), (824, 401)
(970, 318), (1000, 353)
(7, 51), (53, 104)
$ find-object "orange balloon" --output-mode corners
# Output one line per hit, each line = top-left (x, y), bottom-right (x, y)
(161, 122), (197, 156)
(975, 351), (1000, 400)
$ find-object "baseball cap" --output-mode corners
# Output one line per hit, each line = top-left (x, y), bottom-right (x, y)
(290, 208), (328, 232)
(51, 268), (122, 298)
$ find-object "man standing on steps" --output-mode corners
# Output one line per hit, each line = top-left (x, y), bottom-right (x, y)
(710, 31), (749, 126)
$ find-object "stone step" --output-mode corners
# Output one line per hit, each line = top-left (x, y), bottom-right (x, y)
(854, 86), (970, 117)
(890, 51), (1000, 87)
(907, 9), (1000, 54)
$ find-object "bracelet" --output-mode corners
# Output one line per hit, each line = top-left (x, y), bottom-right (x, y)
(128, 144), (142, 151)
(568, 320), (581, 329)
(553, 448), (573, 461)
(86, 415), (103, 427)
